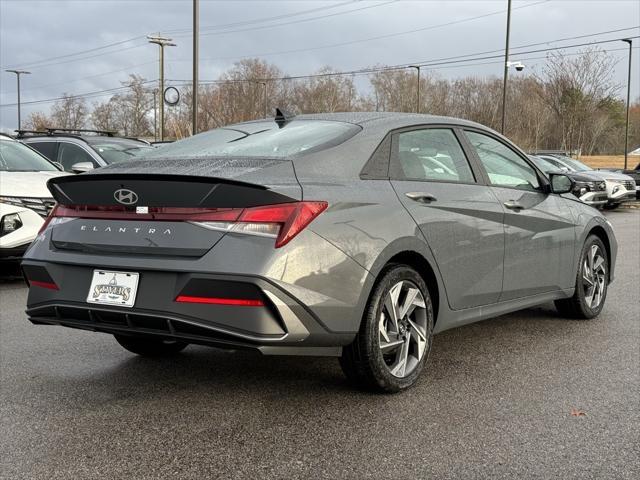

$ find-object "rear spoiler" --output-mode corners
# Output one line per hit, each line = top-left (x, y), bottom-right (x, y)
(47, 173), (294, 208)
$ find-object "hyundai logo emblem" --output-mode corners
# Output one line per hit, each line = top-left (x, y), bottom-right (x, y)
(114, 188), (139, 205)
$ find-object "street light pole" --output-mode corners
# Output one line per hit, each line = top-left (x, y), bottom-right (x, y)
(500, 0), (512, 134)
(622, 38), (632, 170)
(192, 0), (199, 136)
(148, 35), (176, 141)
(5, 69), (31, 130)
(409, 65), (421, 114)
(258, 81), (268, 118)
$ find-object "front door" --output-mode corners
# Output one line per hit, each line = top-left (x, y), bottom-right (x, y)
(390, 127), (505, 310)
(463, 130), (576, 301)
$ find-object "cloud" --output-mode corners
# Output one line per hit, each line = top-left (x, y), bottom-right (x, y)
(1, 0), (638, 131)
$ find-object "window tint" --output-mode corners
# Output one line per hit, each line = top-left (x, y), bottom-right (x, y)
(466, 131), (540, 191)
(28, 141), (57, 162)
(57, 142), (97, 171)
(0, 140), (59, 171)
(396, 129), (474, 182)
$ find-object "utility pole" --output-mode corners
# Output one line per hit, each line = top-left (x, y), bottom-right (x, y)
(192, 0), (199, 136)
(5, 69), (31, 130)
(152, 89), (158, 142)
(259, 81), (268, 118)
(148, 35), (176, 141)
(500, 0), (512, 134)
(622, 38), (632, 170)
(409, 65), (421, 114)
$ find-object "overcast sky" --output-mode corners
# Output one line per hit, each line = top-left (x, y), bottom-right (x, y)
(0, 0), (638, 132)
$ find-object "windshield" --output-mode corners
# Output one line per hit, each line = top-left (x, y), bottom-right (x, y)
(553, 156), (592, 172)
(138, 120), (361, 160)
(88, 139), (153, 164)
(530, 156), (563, 173)
(0, 140), (59, 172)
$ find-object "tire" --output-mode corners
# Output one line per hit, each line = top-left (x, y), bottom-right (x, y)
(603, 203), (620, 210)
(114, 335), (188, 357)
(340, 264), (434, 393)
(554, 235), (609, 319)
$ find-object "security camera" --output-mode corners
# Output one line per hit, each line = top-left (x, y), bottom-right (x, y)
(507, 61), (525, 72)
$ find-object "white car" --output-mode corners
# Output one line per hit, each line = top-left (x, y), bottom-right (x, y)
(0, 135), (70, 261)
(536, 155), (636, 208)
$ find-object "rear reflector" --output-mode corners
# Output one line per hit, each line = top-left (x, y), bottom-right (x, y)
(175, 295), (264, 307)
(29, 280), (59, 290)
(45, 201), (328, 248)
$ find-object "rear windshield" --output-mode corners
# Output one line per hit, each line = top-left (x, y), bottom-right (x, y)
(138, 120), (360, 160)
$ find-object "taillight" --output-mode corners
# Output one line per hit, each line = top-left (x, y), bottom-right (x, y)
(194, 201), (327, 247)
(44, 201), (328, 248)
(175, 295), (264, 306)
(37, 204), (59, 235)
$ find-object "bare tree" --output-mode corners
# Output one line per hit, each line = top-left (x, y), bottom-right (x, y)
(50, 94), (88, 129)
(23, 111), (51, 131)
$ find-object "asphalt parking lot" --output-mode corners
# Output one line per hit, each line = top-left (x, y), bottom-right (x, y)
(1, 209), (638, 480)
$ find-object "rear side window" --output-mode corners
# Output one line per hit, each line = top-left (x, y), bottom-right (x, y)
(28, 141), (57, 161)
(396, 129), (475, 183)
(139, 120), (361, 160)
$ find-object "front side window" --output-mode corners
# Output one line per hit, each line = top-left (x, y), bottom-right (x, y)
(396, 129), (475, 183)
(466, 131), (540, 191)
(57, 142), (97, 171)
(0, 140), (59, 171)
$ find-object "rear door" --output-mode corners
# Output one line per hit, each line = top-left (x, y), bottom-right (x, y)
(463, 129), (576, 301)
(390, 126), (505, 309)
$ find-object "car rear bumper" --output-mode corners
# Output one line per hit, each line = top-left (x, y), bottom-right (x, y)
(22, 260), (352, 356)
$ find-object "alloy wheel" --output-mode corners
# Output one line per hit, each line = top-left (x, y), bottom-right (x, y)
(378, 280), (428, 378)
(582, 245), (606, 309)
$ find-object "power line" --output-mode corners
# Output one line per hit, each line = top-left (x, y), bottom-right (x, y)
(163, 0), (358, 35)
(0, 1), (390, 71)
(176, 0), (400, 38)
(3, 36), (147, 70)
(2, 35), (637, 109)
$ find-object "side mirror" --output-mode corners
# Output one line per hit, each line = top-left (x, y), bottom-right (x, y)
(549, 173), (574, 194)
(71, 162), (94, 173)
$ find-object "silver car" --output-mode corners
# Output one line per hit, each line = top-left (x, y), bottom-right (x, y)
(22, 112), (617, 392)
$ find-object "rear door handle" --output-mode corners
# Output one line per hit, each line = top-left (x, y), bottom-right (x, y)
(503, 200), (524, 211)
(405, 192), (437, 203)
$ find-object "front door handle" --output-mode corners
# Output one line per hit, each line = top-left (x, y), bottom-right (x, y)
(405, 192), (437, 203)
(504, 200), (524, 211)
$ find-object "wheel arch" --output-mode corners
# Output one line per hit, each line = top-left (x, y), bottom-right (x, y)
(385, 251), (441, 325)
(587, 225), (611, 266)
(364, 237), (447, 327)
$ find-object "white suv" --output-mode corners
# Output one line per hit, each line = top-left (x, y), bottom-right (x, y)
(0, 135), (69, 261)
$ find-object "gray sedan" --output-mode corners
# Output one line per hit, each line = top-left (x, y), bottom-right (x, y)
(21, 112), (617, 392)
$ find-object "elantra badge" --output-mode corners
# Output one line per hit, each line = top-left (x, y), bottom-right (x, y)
(114, 188), (138, 205)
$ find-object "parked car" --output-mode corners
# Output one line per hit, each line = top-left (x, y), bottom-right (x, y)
(535, 154), (636, 208)
(529, 155), (608, 207)
(22, 112), (617, 392)
(597, 162), (640, 199)
(19, 128), (153, 173)
(0, 135), (69, 261)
